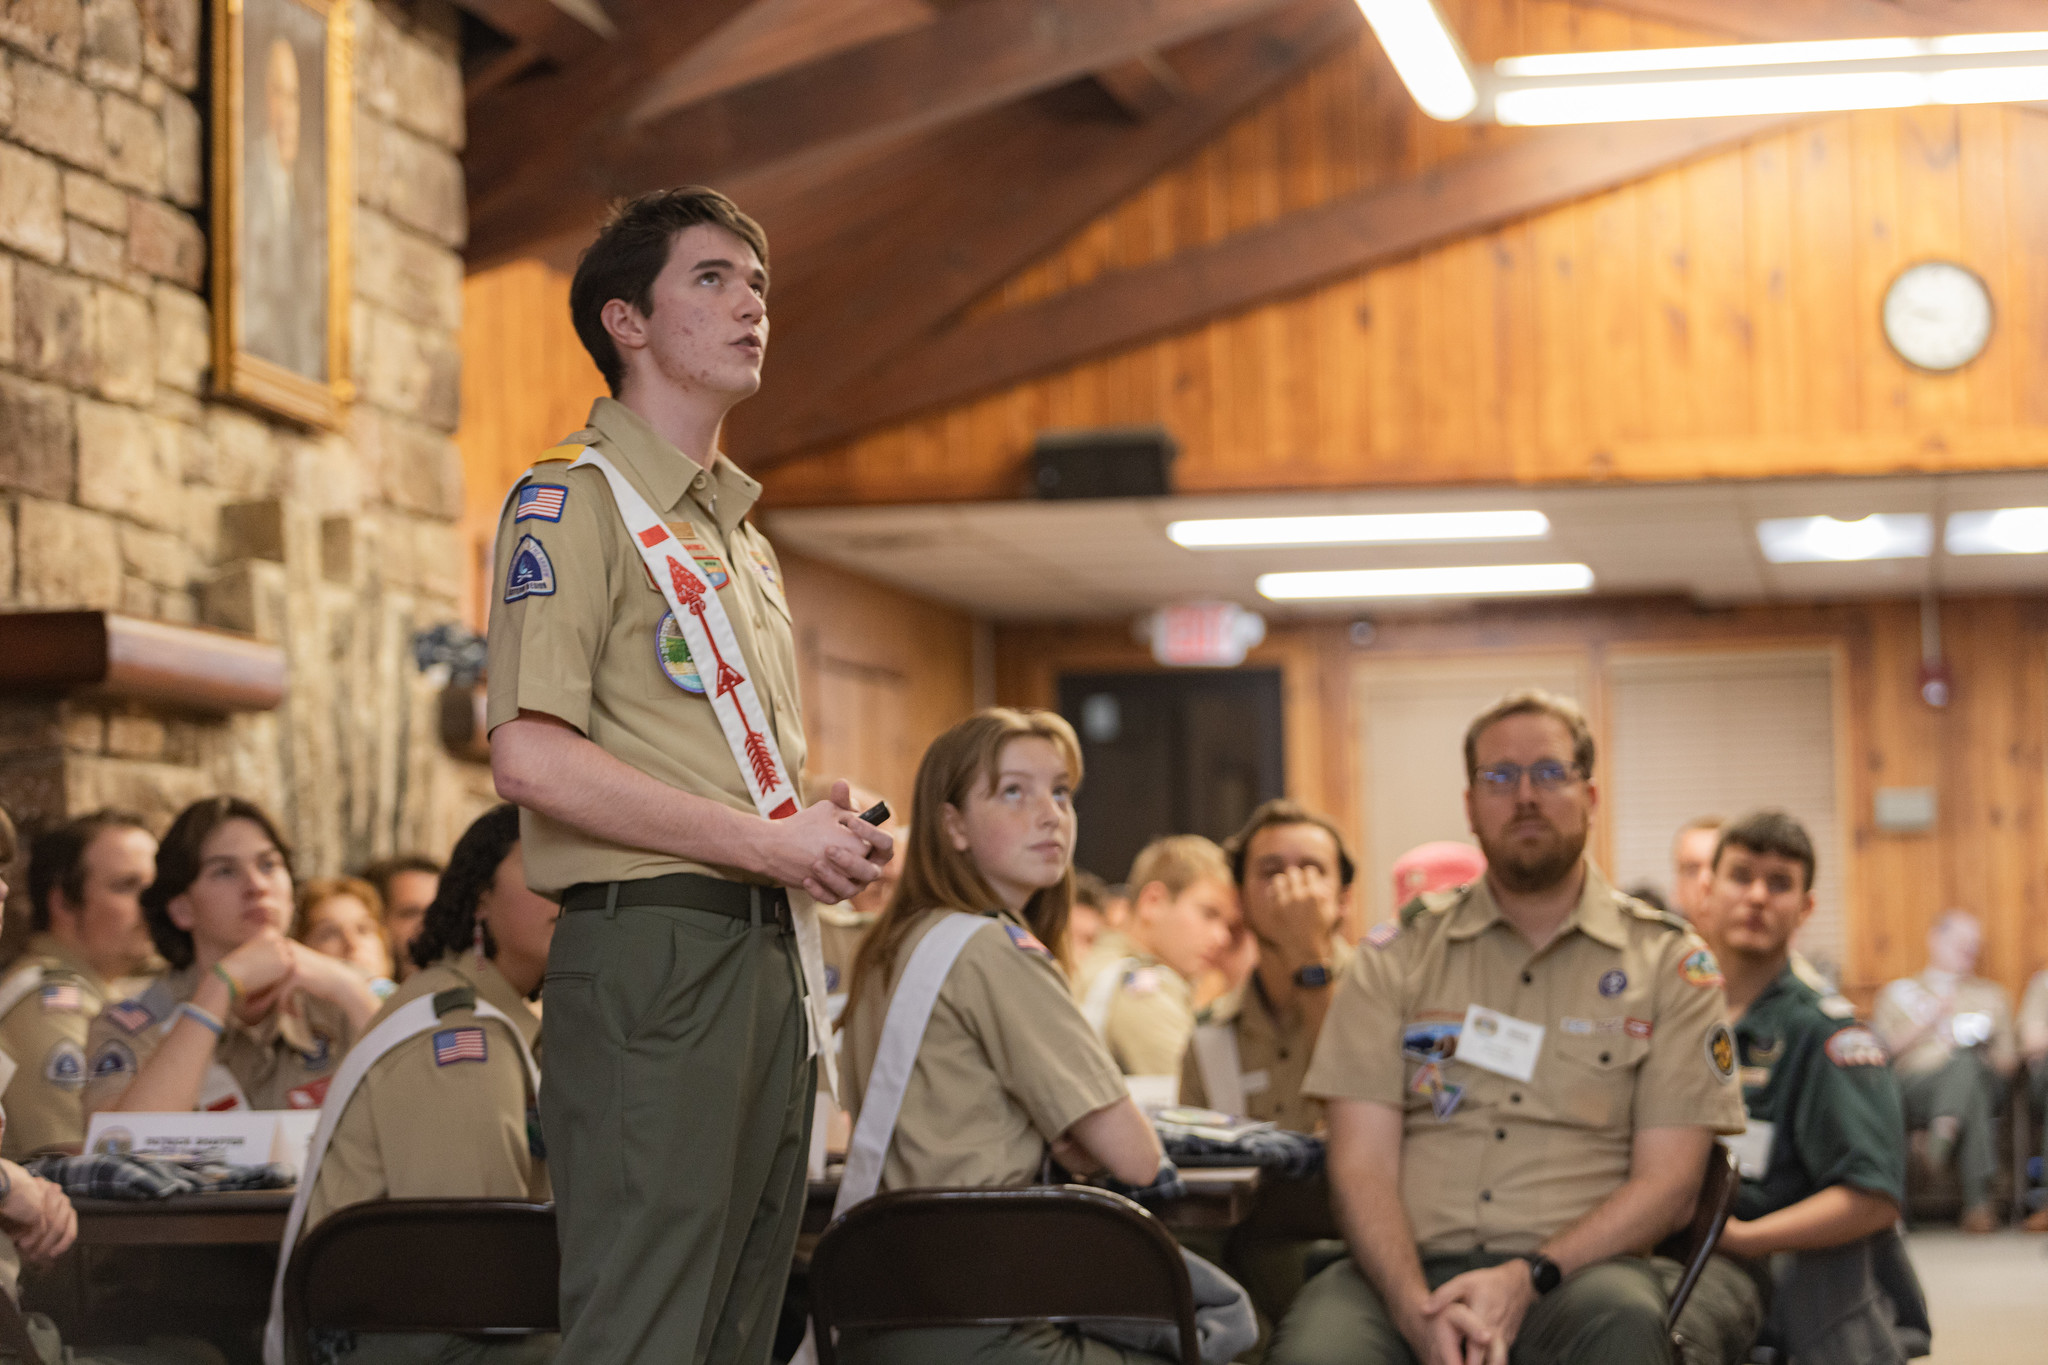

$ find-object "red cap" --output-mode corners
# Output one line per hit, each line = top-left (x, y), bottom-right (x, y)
(1391, 841), (1487, 904)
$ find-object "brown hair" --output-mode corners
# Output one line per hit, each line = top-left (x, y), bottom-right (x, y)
(292, 875), (385, 942)
(570, 186), (770, 395)
(1462, 688), (1596, 782)
(1714, 810), (1816, 893)
(844, 709), (1083, 1031)
(1223, 799), (1356, 889)
(1127, 835), (1230, 900)
(28, 809), (153, 932)
(142, 797), (293, 969)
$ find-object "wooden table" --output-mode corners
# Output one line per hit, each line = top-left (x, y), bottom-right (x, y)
(800, 1166), (1264, 1235)
(72, 1189), (293, 1247)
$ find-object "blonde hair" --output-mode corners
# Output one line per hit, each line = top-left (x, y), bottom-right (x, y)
(1126, 834), (1230, 900)
(845, 708), (1082, 1031)
(292, 875), (385, 943)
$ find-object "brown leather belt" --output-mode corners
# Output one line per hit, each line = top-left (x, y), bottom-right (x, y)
(560, 872), (793, 931)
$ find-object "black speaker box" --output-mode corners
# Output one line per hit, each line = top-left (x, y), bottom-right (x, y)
(1027, 425), (1177, 500)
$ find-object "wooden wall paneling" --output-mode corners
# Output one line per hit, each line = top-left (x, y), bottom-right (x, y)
(1897, 108), (1973, 437)
(2012, 114), (2048, 429)
(1745, 132), (1798, 441)
(1849, 112), (1910, 444)
(1957, 105), (2016, 429)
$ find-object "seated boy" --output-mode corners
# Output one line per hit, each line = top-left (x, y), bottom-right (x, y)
(1075, 836), (1237, 1084)
(1700, 811), (1920, 1365)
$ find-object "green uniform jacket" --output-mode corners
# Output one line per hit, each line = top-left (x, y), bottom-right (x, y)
(1734, 964), (1906, 1222)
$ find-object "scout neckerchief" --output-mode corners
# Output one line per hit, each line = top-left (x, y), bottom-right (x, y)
(261, 991), (539, 1365)
(566, 446), (801, 821)
(791, 911), (989, 1365)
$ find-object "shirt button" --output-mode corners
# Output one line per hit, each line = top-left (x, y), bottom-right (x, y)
(1509, 1093), (1522, 1104)
(1520, 971), (1533, 984)
(1481, 1190), (1492, 1202)
(1599, 1051), (1612, 1064)
(1495, 1128), (1507, 1141)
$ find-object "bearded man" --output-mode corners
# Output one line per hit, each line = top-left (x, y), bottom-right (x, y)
(1268, 690), (1760, 1365)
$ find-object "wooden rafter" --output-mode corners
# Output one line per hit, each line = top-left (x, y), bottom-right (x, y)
(722, 0), (1362, 461)
(1582, 0), (2048, 42)
(748, 112), (1806, 462)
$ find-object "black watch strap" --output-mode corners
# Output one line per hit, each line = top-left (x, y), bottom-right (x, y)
(1292, 962), (1333, 988)
(1520, 1253), (1563, 1295)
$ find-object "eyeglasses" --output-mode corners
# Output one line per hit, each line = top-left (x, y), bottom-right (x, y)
(1473, 760), (1582, 792)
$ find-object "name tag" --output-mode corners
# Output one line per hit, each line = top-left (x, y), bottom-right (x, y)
(1456, 1004), (1545, 1082)
(1728, 1119), (1775, 1178)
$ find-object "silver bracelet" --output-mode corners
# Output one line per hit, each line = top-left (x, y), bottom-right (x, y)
(177, 1001), (225, 1036)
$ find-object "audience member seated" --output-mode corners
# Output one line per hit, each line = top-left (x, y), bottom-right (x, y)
(1182, 800), (1357, 1134)
(1075, 836), (1239, 1084)
(0, 811), (157, 1159)
(273, 803), (556, 1365)
(358, 856), (442, 984)
(1670, 816), (1723, 925)
(83, 798), (378, 1117)
(1697, 811), (1918, 1365)
(292, 877), (397, 997)
(1070, 870), (1113, 961)
(2020, 966), (2048, 1231)
(839, 709), (1174, 1365)
(1870, 910), (2017, 1232)
(1270, 689), (1758, 1365)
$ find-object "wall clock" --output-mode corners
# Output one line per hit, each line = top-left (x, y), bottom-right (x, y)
(1882, 261), (1994, 373)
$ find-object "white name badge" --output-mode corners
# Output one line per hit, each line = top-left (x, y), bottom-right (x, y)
(1455, 1004), (1545, 1083)
(1728, 1120), (1775, 1179)
(85, 1110), (314, 1168)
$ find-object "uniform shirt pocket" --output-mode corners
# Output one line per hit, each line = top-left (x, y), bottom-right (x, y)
(1548, 1034), (1651, 1130)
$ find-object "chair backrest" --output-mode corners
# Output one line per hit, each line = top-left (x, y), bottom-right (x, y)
(282, 1199), (558, 1364)
(808, 1185), (1201, 1365)
(1662, 1143), (1741, 1333)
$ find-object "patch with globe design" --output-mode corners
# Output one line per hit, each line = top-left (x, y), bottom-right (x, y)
(656, 611), (706, 695)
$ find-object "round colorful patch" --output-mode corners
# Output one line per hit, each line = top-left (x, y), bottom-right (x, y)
(1677, 947), (1725, 989)
(655, 611), (706, 694)
(1705, 1022), (1736, 1081)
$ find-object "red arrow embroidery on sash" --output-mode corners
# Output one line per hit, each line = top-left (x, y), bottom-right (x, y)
(668, 554), (784, 801)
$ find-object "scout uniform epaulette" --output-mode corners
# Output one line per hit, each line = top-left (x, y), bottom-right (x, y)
(1397, 883), (1471, 929)
(1619, 895), (1690, 934)
(432, 986), (477, 1017)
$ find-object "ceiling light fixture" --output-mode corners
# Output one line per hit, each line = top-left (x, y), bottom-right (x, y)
(1945, 507), (2048, 555)
(1168, 510), (1549, 548)
(1356, 0), (1479, 121)
(1256, 563), (1593, 600)
(1755, 514), (1933, 564)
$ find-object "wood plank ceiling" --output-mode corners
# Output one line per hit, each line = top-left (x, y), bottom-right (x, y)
(455, 0), (2048, 469)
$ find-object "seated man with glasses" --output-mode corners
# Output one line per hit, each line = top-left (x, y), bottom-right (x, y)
(1270, 690), (1760, 1365)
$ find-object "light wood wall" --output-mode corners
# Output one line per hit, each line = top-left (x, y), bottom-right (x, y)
(995, 595), (2048, 1010)
(763, 0), (2048, 507)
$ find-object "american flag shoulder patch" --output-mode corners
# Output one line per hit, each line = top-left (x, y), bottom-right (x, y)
(515, 484), (568, 522)
(106, 999), (154, 1033)
(433, 1027), (489, 1067)
(40, 982), (83, 1013)
(1004, 924), (1053, 959)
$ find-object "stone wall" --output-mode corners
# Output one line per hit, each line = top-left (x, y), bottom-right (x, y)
(0, 0), (493, 887)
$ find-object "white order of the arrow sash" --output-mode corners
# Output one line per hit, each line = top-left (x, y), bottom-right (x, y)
(568, 447), (800, 822)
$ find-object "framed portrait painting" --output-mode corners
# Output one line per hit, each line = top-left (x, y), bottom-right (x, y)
(210, 0), (352, 428)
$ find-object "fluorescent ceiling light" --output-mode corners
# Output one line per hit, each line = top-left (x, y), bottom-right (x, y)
(1498, 33), (2048, 79)
(1168, 510), (1549, 549)
(1358, 0), (1479, 121)
(1257, 563), (1593, 600)
(1755, 514), (1932, 564)
(1946, 507), (2048, 555)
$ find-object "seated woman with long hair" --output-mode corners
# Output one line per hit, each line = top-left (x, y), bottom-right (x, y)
(84, 797), (379, 1116)
(837, 708), (1172, 1365)
(265, 803), (559, 1365)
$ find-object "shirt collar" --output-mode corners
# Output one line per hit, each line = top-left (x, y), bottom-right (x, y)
(586, 397), (761, 535)
(1444, 861), (1628, 950)
(25, 932), (109, 994)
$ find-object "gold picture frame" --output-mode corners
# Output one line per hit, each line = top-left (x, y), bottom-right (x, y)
(210, 0), (352, 428)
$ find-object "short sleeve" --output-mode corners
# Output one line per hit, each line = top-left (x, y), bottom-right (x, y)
(484, 465), (616, 736)
(1107, 979), (1193, 1077)
(1790, 1021), (1907, 1206)
(82, 1011), (149, 1117)
(1633, 935), (1746, 1133)
(0, 999), (90, 1157)
(1867, 981), (1919, 1053)
(365, 1020), (535, 1200)
(947, 930), (1128, 1142)
(1301, 936), (1406, 1105)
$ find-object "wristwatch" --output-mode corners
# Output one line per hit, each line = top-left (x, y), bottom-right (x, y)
(1520, 1253), (1563, 1295)
(1292, 963), (1334, 988)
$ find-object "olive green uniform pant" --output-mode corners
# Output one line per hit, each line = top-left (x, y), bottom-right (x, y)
(1899, 1052), (1999, 1208)
(837, 1324), (1171, 1365)
(2029, 1062), (2048, 1173)
(335, 1334), (557, 1364)
(1267, 1251), (1761, 1365)
(542, 901), (814, 1365)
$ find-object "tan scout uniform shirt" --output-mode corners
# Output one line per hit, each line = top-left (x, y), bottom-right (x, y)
(1074, 930), (1196, 1077)
(845, 909), (1129, 1190)
(818, 904), (876, 999)
(0, 934), (109, 1157)
(302, 953), (547, 1236)
(1303, 866), (1745, 1258)
(1871, 970), (2017, 1077)
(485, 397), (807, 898)
(2019, 970), (2048, 1059)
(81, 966), (355, 1116)
(1180, 940), (1356, 1133)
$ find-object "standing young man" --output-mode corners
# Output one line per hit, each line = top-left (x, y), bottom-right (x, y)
(487, 188), (892, 1365)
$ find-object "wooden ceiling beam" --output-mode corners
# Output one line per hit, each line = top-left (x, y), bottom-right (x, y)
(1092, 52), (1188, 120)
(756, 112), (1807, 460)
(724, 0), (1362, 462)
(467, 0), (1297, 268)
(1581, 0), (2048, 43)
(450, 0), (616, 64)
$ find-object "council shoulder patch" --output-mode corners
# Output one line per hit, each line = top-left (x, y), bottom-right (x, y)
(1705, 1022), (1736, 1081)
(105, 998), (154, 1033)
(1365, 920), (1402, 949)
(504, 535), (556, 602)
(44, 1039), (85, 1089)
(433, 1027), (489, 1066)
(1824, 1026), (1889, 1068)
(1005, 923), (1053, 959)
(514, 483), (568, 523)
(91, 1039), (136, 1079)
(1677, 947), (1725, 990)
